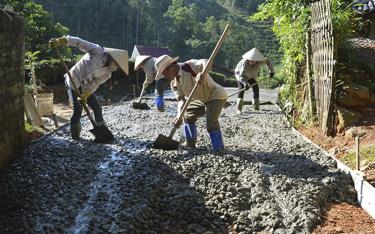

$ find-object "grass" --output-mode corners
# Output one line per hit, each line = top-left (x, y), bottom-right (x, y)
(341, 145), (375, 170)
(25, 121), (34, 133)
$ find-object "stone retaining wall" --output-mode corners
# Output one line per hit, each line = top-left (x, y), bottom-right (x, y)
(0, 10), (25, 170)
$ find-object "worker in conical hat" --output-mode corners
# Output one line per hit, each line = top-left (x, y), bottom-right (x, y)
(48, 35), (128, 140)
(134, 55), (170, 112)
(234, 48), (274, 113)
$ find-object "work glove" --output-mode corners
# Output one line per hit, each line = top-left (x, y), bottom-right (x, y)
(78, 91), (91, 105)
(243, 81), (251, 90)
(269, 72), (275, 79)
(48, 37), (67, 48)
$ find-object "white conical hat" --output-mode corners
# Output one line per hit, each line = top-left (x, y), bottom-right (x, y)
(105, 48), (129, 75)
(155, 54), (179, 79)
(134, 55), (151, 71)
(242, 48), (266, 61)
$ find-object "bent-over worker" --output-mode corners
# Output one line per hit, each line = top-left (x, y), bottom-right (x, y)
(49, 35), (129, 140)
(235, 48), (274, 113)
(134, 56), (170, 111)
(155, 55), (228, 152)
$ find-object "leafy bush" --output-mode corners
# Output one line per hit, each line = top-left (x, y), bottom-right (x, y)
(31, 58), (75, 85)
(252, 0), (359, 123)
(209, 71), (237, 87)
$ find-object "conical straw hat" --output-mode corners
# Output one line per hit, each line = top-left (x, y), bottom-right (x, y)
(105, 48), (129, 75)
(134, 55), (151, 71)
(242, 48), (266, 61)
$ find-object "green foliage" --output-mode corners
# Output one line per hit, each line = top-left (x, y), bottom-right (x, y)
(31, 58), (74, 85)
(33, 0), (281, 73)
(252, 0), (359, 109)
(24, 121), (33, 133)
(1, 0), (69, 59)
(341, 145), (375, 170)
(257, 65), (283, 89)
(209, 71), (237, 87)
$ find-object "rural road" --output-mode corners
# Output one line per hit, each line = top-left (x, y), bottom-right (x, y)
(0, 93), (355, 233)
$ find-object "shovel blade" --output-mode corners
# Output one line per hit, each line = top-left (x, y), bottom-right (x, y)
(89, 125), (114, 143)
(153, 134), (179, 150)
(132, 102), (150, 110)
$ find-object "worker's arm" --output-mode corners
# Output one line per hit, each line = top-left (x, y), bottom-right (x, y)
(142, 70), (155, 89)
(171, 78), (185, 127)
(65, 35), (105, 54)
(265, 59), (275, 78)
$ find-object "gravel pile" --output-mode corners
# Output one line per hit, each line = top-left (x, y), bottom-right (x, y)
(0, 100), (356, 233)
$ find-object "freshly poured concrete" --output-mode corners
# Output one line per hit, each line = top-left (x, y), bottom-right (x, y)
(0, 99), (356, 233)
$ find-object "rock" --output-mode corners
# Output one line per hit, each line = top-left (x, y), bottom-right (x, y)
(336, 107), (361, 132)
(345, 127), (367, 141)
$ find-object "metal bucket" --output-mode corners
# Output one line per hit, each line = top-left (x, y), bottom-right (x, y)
(35, 93), (54, 116)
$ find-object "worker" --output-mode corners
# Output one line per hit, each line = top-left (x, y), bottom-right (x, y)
(134, 55), (170, 111)
(154, 55), (228, 152)
(48, 35), (128, 140)
(235, 48), (274, 113)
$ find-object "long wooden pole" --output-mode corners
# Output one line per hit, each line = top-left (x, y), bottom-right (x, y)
(356, 136), (360, 171)
(168, 24), (230, 138)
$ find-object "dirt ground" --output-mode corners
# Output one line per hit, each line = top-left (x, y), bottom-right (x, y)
(313, 203), (375, 233)
(29, 83), (375, 232)
(299, 107), (375, 232)
(298, 107), (375, 183)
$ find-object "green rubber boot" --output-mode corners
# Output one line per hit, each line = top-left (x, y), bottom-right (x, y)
(253, 99), (260, 110)
(236, 98), (244, 114)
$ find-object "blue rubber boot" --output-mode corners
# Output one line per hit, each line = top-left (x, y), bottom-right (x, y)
(154, 96), (164, 112)
(209, 130), (224, 152)
(184, 123), (197, 148)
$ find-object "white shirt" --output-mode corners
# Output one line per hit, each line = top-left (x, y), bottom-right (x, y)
(64, 36), (116, 94)
(171, 59), (228, 103)
(234, 58), (273, 83)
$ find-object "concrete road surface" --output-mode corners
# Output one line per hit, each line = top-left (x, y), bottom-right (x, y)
(144, 87), (279, 103)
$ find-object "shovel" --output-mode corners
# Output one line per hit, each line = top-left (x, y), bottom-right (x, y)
(224, 87), (247, 108)
(132, 86), (150, 110)
(54, 48), (114, 143)
(153, 24), (230, 150)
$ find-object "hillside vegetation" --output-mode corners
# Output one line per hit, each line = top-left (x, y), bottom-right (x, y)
(34, 0), (281, 70)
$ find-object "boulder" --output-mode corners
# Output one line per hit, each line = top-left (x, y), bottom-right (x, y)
(344, 127), (367, 141)
(337, 82), (375, 107)
(337, 93), (367, 107)
(336, 107), (361, 133)
(343, 83), (371, 100)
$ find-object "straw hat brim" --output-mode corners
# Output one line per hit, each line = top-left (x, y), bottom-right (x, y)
(155, 56), (179, 80)
(105, 47), (129, 75)
(134, 55), (151, 71)
(242, 48), (267, 61)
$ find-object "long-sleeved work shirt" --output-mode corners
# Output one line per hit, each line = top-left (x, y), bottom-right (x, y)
(64, 36), (116, 94)
(234, 58), (274, 84)
(142, 57), (158, 87)
(171, 59), (228, 103)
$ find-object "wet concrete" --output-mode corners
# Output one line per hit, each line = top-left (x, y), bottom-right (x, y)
(0, 99), (356, 233)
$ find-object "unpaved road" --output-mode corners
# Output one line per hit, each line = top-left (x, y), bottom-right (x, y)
(0, 98), (356, 233)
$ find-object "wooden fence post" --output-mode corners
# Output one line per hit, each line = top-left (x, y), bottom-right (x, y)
(356, 136), (360, 171)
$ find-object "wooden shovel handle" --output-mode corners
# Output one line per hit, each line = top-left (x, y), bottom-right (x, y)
(137, 86), (146, 103)
(227, 87), (247, 98)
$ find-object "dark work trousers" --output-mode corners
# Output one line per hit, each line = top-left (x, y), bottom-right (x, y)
(184, 99), (226, 132)
(155, 77), (171, 97)
(237, 78), (259, 99)
(67, 87), (103, 127)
